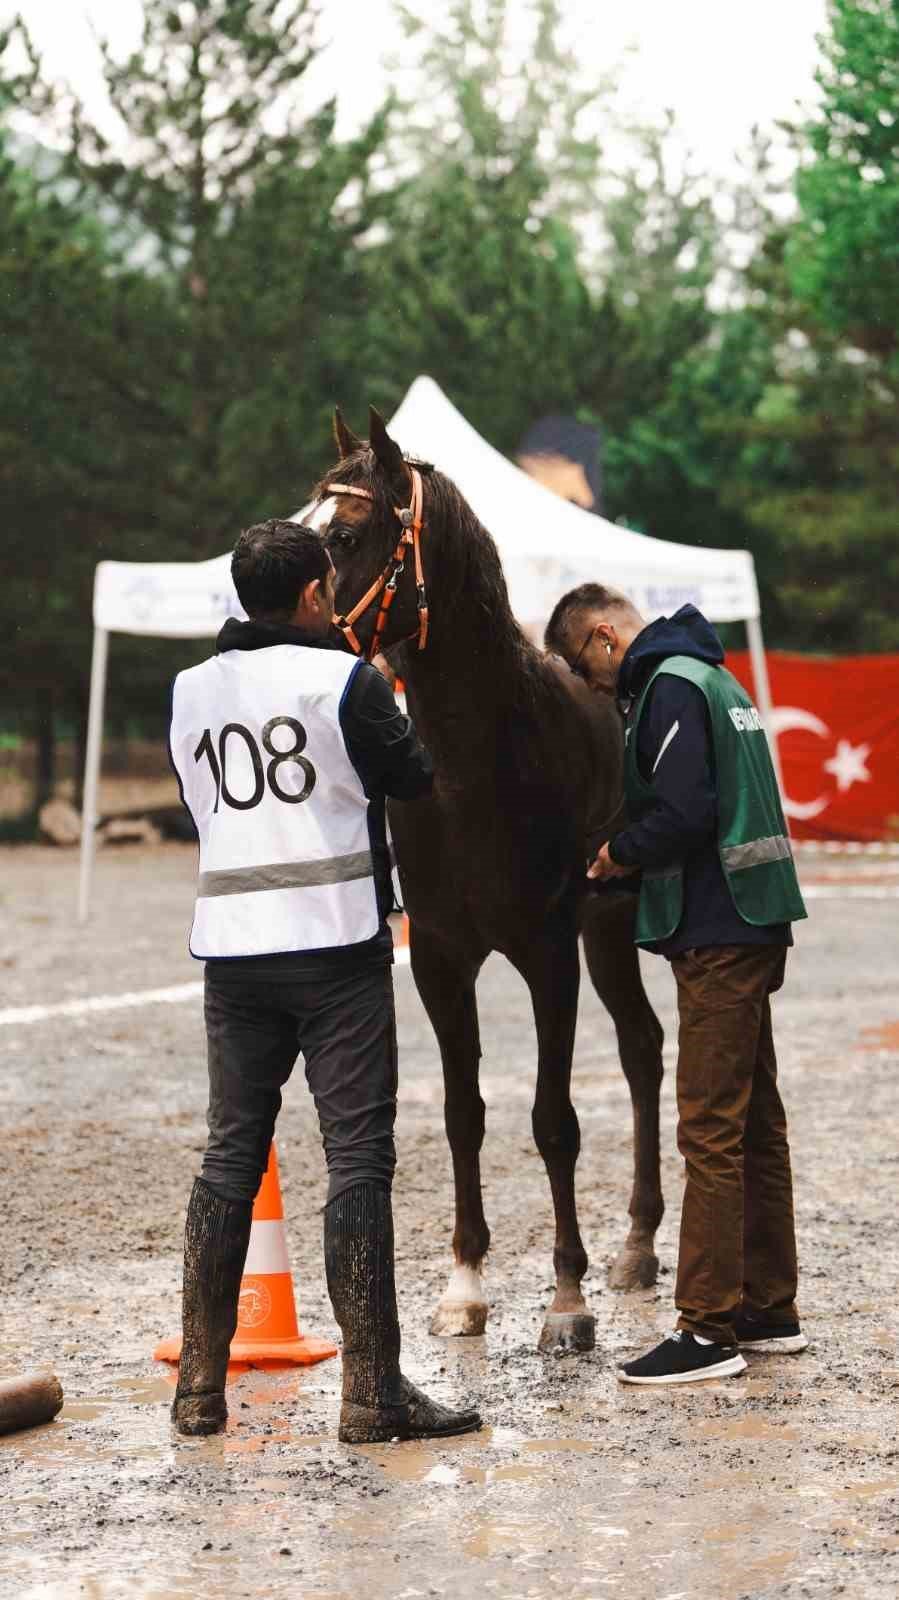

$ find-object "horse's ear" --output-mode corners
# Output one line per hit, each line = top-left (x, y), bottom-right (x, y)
(368, 406), (407, 483)
(334, 407), (364, 459)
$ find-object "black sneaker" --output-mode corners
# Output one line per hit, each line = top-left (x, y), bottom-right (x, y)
(733, 1312), (809, 1353)
(617, 1330), (747, 1385)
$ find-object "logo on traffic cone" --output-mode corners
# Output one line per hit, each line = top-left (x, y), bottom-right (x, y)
(154, 1143), (337, 1368)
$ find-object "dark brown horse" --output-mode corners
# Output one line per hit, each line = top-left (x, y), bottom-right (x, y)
(315, 409), (665, 1354)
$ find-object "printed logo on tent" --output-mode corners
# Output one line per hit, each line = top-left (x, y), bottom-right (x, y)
(209, 587), (246, 622)
(122, 574), (243, 628)
(125, 576), (166, 624)
(644, 585), (700, 614)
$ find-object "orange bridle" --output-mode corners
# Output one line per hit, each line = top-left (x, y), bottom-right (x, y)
(325, 466), (429, 663)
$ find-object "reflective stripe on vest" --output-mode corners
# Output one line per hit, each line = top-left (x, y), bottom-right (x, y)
(197, 850), (374, 898)
(720, 834), (792, 873)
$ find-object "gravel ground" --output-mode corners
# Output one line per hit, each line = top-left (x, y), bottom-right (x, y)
(1, 843), (899, 1600)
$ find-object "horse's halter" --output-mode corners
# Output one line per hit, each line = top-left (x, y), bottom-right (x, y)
(324, 465), (428, 663)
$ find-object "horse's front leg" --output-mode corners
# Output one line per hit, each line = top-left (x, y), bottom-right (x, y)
(514, 920), (594, 1355)
(409, 924), (491, 1337)
(581, 894), (665, 1291)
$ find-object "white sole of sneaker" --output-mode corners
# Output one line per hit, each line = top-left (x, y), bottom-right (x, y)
(616, 1352), (748, 1385)
(739, 1332), (809, 1354)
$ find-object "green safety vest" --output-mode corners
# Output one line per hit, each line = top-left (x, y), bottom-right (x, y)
(624, 655), (807, 947)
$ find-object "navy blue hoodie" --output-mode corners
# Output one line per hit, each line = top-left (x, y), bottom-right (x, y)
(608, 605), (790, 958)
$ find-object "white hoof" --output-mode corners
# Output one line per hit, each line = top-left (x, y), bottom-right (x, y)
(429, 1301), (488, 1338)
(429, 1263), (488, 1337)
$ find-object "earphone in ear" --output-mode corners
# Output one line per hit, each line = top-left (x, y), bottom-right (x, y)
(606, 643), (613, 661)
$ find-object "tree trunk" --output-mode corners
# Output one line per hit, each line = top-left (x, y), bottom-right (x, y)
(34, 684), (55, 812)
(72, 679), (89, 812)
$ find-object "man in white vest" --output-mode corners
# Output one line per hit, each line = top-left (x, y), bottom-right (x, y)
(168, 519), (481, 1443)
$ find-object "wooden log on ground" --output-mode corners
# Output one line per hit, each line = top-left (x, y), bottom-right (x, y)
(0, 1374), (64, 1436)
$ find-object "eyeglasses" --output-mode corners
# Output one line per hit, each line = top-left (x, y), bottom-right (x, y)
(568, 624), (598, 680)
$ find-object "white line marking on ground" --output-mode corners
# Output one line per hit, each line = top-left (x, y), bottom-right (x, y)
(795, 841), (899, 856)
(0, 981), (205, 1028)
(801, 885), (899, 900)
(0, 943), (412, 1028)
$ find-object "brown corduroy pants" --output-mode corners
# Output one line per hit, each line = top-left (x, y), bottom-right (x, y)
(670, 944), (799, 1346)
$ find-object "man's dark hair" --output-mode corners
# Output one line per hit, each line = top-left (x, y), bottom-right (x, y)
(231, 520), (330, 619)
(544, 582), (637, 655)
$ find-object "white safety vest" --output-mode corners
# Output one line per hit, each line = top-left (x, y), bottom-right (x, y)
(169, 644), (379, 958)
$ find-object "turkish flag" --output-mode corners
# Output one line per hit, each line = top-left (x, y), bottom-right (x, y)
(729, 651), (899, 842)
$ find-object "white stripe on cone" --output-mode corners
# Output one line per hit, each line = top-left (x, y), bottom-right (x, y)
(242, 1218), (291, 1277)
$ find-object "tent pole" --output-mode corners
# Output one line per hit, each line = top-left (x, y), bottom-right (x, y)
(77, 627), (109, 925)
(745, 612), (784, 802)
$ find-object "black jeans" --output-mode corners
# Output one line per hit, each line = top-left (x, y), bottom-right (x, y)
(201, 958), (398, 1205)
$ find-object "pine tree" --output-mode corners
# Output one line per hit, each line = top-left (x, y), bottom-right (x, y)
(0, 2), (393, 811)
(362, 0), (599, 449)
(788, 0), (899, 363)
(729, 0), (899, 650)
(36, 0), (392, 552)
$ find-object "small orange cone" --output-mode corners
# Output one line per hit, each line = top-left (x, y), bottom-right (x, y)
(154, 1143), (337, 1368)
(392, 912), (411, 966)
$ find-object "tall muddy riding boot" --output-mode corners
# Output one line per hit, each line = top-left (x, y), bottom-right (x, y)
(172, 1178), (253, 1437)
(324, 1182), (482, 1445)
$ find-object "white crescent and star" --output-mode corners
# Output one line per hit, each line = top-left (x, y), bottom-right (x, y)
(823, 738), (873, 793)
(769, 708), (873, 820)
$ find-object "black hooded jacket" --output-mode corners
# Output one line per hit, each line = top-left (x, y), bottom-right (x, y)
(187, 618), (433, 975)
(608, 605), (790, 958)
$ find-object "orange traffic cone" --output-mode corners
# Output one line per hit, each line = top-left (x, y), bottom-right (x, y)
(154, 1143), (337, 1368)
(392, 912), (411, 967)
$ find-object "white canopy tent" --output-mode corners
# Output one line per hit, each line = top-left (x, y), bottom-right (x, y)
(79, 375), (778, 920)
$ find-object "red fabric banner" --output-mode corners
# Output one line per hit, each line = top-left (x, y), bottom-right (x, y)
(728, 651), (899, 842)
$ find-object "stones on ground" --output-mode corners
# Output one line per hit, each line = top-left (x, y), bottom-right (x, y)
(38, 798), (81, 846)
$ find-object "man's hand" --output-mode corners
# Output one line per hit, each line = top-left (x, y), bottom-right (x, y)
(371, 652), (397, 689)
(587, 842), (638, 881)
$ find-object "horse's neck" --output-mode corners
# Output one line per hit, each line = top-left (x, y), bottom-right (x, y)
(401, 627), (522, 766)
(399, 497), (535, 763)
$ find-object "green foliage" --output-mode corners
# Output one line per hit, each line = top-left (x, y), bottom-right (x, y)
(63, 0), (320, 266)
(726, 343), (899, 651)
(739, 0), (899, 649)
(788, 0), (899, 366)
(576, 126), (724, 533)
(0, 124), (181, 778)
(40, 0), (393, 554)
(362, 0), (601, 447)
(1, 0), (896, 827)
(0, 1), (391, 802)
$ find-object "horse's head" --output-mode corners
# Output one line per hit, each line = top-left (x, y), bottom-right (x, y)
(314, 407), (434, 663)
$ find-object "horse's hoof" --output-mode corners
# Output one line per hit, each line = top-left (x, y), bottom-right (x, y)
(429, 1301), (488, 1338)
(171, 1392), (227, 1436)
(608, 1248), (659, 1292)
(537, 1312), (595, 1355)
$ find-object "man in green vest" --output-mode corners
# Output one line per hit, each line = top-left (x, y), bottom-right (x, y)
(545, 584), (808, 1385)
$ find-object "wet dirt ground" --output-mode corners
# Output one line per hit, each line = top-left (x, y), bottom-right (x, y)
(2, 843), (899, 1600)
